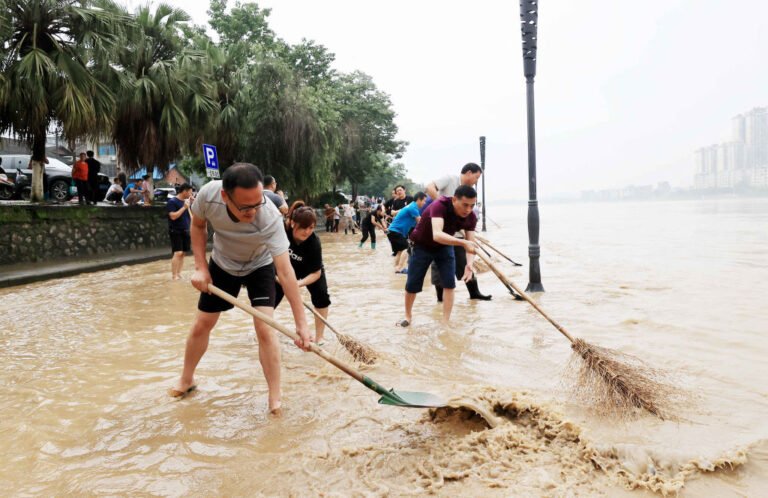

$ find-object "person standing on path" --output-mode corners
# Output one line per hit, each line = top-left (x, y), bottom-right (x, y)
(397, 186), (480, 327)
(169, 163), (312, 414)
(263, 175), (289, 216)
(425, 163), (491, 302)
(275, 204), (331, 344)
(167, 183), (194, 279)
(85, 150), (101, 204)
(71, 153), (89, 205)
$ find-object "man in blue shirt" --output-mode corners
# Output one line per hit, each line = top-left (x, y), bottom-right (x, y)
(386, 191), (427, 273)
(123, 178), (144, 205)
(167, 183), (194, 279)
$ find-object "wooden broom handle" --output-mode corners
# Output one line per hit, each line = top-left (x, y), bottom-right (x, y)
(302, 301), (341, 337)
(475, 235), (521, 265)
(474, 251), (576, 344)
(207, 284), (365, 383)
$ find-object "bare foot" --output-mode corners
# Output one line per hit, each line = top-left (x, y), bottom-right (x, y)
(268, 391), (282, 415)
(269, 403), (282, 417)
(169, 378), (196, 398)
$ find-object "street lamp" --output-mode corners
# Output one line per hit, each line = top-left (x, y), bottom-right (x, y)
(520, 0), (544, 292)
(480, 136), (487, 232)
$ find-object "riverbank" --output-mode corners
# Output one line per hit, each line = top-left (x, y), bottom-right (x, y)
(0, 246), (172, 288)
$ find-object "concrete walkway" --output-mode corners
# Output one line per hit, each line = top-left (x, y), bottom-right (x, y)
(0, 247), (172, 289)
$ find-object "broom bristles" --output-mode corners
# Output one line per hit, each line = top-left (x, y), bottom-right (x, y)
(569, 338), (676, 420)
(336, 333), (378, 365)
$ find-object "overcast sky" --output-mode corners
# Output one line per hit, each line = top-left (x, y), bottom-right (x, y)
(124, 0), (768, 199)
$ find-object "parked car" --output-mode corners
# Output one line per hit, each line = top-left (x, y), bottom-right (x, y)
(0, 155), (110, 201)
(153, 187), (177, 202)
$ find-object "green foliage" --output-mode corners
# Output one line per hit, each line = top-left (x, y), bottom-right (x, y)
(0, 0), (418, 203)
(0, 0), (127, 200)
(105, 3), (217, 173)
(311, 190), (348, 208)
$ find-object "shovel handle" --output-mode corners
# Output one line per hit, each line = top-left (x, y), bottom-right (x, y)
(474, 251), (576, 344)
(207, 284), (365, 383)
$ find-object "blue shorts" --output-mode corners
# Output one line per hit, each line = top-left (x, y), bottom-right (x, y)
(405, 244), (456, 293)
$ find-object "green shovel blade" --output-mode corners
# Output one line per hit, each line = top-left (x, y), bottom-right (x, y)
(362, 376), (446, 408)
(378, 389), (446, 408)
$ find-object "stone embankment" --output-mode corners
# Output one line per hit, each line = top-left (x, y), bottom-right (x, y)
(0, 204), (170, 265)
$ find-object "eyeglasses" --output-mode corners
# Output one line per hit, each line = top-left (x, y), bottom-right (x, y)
(228, 195), (267, 213)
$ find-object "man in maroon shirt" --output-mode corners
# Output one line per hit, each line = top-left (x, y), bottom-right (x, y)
(396, 185), (479, 326)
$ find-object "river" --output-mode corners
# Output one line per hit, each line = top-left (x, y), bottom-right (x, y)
(1, 198), (767, 496)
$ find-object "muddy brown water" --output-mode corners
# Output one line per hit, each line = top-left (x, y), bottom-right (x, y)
(1, 199), (767, 496)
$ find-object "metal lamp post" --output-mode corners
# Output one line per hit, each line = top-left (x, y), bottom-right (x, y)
(480, 136), (487, 232)
(520, 0), (544, 292)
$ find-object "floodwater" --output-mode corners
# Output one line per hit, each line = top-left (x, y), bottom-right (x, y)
(1, 198), (767, 496)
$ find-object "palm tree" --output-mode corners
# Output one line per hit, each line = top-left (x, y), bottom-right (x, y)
(106, 3), (217, 174)
(0, 0), (123, 201)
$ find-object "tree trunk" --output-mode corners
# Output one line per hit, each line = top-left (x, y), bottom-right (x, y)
(30, 134), (47, 202)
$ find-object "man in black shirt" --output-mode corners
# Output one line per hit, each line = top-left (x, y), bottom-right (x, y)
(389, 185), (413, 217)
(85, 150), (101, 204)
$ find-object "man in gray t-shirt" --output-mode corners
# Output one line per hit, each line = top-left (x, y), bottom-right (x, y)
(425, 162), (492, 302)
(263, 174), (288, 216)
(170, 163), (311, 414)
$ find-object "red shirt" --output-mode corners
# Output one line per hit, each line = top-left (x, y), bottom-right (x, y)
(72, 160), (89, 181)
(409, 196), (477, 250)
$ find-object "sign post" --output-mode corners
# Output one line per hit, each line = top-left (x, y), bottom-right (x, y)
(202, 144), (220, 179)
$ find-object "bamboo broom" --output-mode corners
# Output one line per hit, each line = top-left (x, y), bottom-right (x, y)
(475, 249), (674, 419)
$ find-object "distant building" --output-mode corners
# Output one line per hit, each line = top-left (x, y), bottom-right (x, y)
(128, 165), (190, 186)
(695, 107), (768, 190)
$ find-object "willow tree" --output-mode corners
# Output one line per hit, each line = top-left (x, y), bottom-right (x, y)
(107, 3), (217, 173)
(331, 71), (406, 201)
(237, 59), (339, 201)
(0, 0), (121, 201)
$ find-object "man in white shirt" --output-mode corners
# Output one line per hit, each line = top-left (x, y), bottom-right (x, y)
(425, 163), (491, 302)
(169, 163), (312, 415)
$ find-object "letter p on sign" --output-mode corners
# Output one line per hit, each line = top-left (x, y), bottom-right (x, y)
(203, 144), (220, 179)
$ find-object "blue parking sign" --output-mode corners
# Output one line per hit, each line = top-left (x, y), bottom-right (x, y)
(203, 144), (219, 178)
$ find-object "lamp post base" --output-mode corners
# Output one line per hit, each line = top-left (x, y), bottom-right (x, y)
(525, 281), (545, 293)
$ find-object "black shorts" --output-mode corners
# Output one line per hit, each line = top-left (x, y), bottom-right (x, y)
(274, 271), (331, 309)
(198, 259), (277, 313)
(387, 231), (409, 253)
(169, 230), (191, 253)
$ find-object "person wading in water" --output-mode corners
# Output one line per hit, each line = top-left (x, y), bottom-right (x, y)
(169, 163), (312, 415)
(275, 202), (332, 345)
(358, 203), (387, 249)
(425, 163), (492, 301)
(397, 185), (479, 327)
